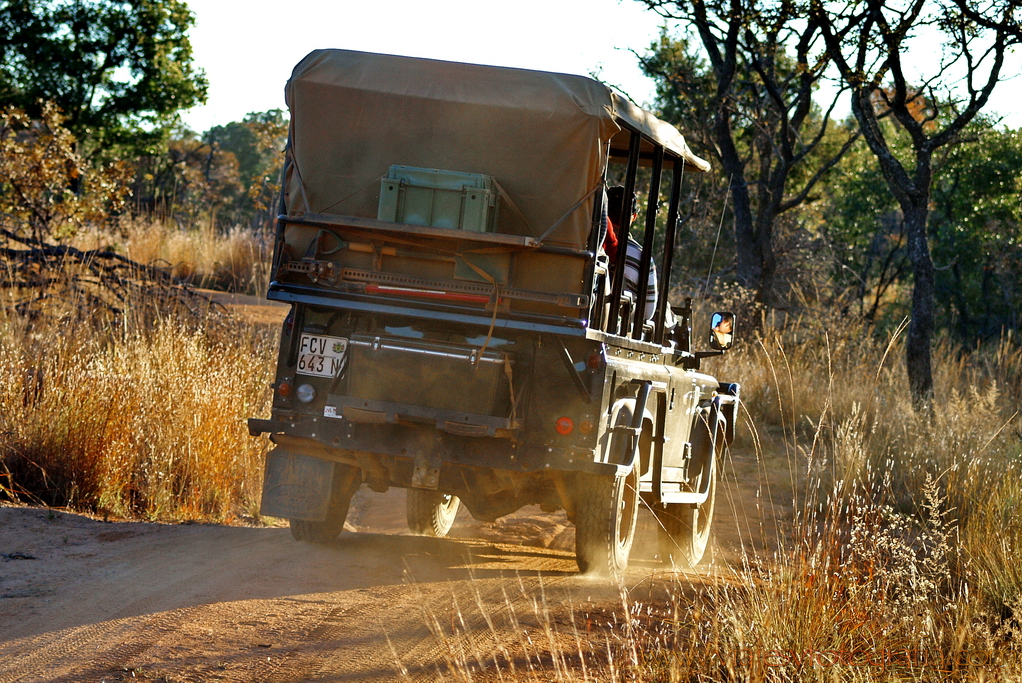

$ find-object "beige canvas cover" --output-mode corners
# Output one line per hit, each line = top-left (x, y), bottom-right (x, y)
(284, 49), (709, 249)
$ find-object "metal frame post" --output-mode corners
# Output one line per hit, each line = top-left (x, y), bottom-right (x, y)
(632, 145), (664, 340)
(654, 156), (684, 343)
(609, 131), (642, 336)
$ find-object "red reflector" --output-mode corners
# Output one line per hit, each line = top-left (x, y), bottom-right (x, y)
(587, 352), (602, 369)
(365, 284), (493, 304)
(277, 381), (292, 397)
(555, 416), (574, 435)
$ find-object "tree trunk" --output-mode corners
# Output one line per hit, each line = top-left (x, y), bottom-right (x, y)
(846, 88), (935, 406)
(713, 113), (762, 294)
(903, 202), (935, 404)
(950, 259), (970, 340)
(753, 202), (778, 305)
(980, 254), (995, 336)
(731, 175), (762, 292)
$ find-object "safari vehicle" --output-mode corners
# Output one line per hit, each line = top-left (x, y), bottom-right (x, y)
(248, 49), (741, 575)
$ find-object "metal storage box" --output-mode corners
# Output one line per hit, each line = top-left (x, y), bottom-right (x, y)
(377, 165), (500, 232)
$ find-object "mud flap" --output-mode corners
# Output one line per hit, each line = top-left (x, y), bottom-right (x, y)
(260, 449), (335, 521)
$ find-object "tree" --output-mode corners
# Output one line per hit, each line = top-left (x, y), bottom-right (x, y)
(820, 128), (908, 325)
(0, 0), (207, 156)
(0, 102), (212, 329)
(638, 0), (859, 304)
(205, 110), (287, 230)
(127, 110), (287, 230)
(811, 0), (1022, 404)
(130, 126), (243, 225)
(929, 124), (1022, 339)
(0, 102), (129, 242)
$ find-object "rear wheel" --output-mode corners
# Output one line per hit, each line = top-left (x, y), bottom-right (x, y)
(406, 489), (461, 537)
(289, 464), (361, 543)
(574, 468), (639, 576)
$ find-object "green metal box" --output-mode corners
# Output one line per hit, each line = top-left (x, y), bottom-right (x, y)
(377, 165), (500, 232)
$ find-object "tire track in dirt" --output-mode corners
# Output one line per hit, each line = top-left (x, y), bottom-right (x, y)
(258, 588), (435, 683)
(0, 621), (131, 683)
(0, 446), (776, 682)
(254, 574), (583, 683)
(395, 576), (568, 683)
(0, 606), (200, 683)
(240, 548), (578, 682)
(0, 497), (584, 682)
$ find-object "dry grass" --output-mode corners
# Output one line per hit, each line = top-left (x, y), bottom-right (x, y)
(675, 315), (1022, 681)
(0, 310), (277, 522)
(71, 218), (273, 295)
(403, 309), (1022, 682)
(4, 216), (1022, 678)
(1, 216), (276, 520)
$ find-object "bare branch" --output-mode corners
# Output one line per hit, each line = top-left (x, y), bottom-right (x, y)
(780, 128), (862, 213)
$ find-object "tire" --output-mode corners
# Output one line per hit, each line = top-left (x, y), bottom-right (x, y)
(406, 489), (461, 537)
(574, 467), (639, 576)
(657, 409), (721, 569)
(289, 464), (361, 543)
(656, 467), (716, 570)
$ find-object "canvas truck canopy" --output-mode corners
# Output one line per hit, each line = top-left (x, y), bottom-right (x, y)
(283, 49), (709, 250)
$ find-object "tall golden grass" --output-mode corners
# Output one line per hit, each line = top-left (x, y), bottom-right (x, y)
(71, 218), (273, 295)
(664, 317), (1021, 681)
(1, 217), (272, 520)
(4, 218), (1022, 679)
(403, 311), (1022, 681)
(0, 310), (277, 522)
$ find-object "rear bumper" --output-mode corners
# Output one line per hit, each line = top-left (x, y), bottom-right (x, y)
(247, 416), (622, 480)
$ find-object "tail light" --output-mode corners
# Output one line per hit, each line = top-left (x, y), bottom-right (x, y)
(555, 416), (574, 435)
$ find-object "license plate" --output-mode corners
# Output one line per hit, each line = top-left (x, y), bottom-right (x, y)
(297, 334), (348, 378)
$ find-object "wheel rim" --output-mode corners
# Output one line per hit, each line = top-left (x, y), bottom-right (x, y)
(432, 492), (460, 536)
(694, 466), (715, 541)
(615, 468), (639, 557)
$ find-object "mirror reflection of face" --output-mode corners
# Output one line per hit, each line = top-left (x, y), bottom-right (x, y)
(712, 313), (733, 334)
(715, 312), (731, 335)
(710, 312), (735, 350)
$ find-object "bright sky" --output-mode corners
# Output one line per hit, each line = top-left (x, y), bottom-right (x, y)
(180, 0), (1022, 133)
(180, 0), (670, 132)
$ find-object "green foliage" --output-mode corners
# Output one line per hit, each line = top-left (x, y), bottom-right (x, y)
(0, 102), (130, 242)
(0, 0), (208, 157)
(639, 30), (852, 301)
(129, 110), (286, 231)
(822, 119), (1022, 339)
(637, 34), (729, 290)
(642, 22), (1022, 344)
(821, 129), (906, 323)
(929, 127), (1022, 339)
(205, 110), (288, 227)
(639, 33), (715, 149)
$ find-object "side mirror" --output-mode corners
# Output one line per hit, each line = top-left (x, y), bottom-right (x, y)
(708, 311), (736, 351)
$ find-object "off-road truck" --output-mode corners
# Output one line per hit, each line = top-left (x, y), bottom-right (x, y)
(248, 49), (741, 575)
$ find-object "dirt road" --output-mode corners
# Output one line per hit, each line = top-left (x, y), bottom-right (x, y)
(0, 450), (781, 683)
(0, 289), (789, 681)
(0, 288), (781, 683)
(198, 289), (290, 327)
